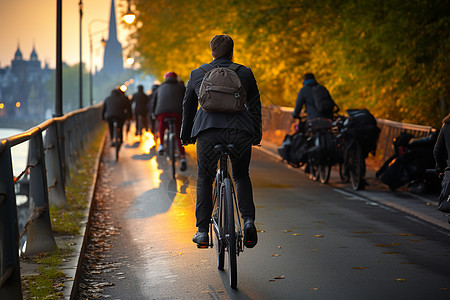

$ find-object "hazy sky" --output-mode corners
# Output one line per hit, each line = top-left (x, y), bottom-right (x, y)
(0, 0), (132, 70)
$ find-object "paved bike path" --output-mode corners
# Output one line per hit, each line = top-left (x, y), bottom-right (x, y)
(56, 130), (449, 298)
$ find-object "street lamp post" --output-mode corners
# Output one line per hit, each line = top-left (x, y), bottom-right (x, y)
(55, 0), (63, 117)
(88, 20), (108, 105)
(79, 0), (83, 109)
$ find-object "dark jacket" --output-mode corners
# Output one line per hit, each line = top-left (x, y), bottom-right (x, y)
(292, 79), (327, 120)
(434, 121), (450, 172)
(102, 90), (129, 121)
(181, 58), (262, 144)
(153, 77), (186, 115)
(132, 91), (148, 116)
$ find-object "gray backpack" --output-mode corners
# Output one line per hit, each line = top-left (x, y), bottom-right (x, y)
(198, 63), (247, 113)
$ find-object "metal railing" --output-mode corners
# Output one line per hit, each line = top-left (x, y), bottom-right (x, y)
(0, 104), (103, 299)
(375, 118), (435, 163)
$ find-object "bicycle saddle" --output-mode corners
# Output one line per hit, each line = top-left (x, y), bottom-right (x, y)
(214, 144), (234, 153)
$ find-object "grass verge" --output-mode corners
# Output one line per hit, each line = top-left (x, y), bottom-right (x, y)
(21, 124), (106, 299)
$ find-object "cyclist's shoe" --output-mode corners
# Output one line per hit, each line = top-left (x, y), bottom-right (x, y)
(192, 231), (209, 248)
(180, 158), (187, 171)
(244, 219), (258, 248)
(158, 144), (164, 155)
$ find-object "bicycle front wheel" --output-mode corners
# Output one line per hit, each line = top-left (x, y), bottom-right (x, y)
(224, 178), (237, 289)
(349, 142), (364, 190)
(213, 174), (225, 270)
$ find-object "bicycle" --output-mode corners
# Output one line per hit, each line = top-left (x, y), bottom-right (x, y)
(164, 117), (177, 179)
(112, 120), (122, 161)
(208, 144), (244, 289)
(306, 118), (336, 184)
(335, 116), (365, 190)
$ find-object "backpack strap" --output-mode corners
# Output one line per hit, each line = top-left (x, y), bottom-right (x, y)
(229, 63), (242, 72)
(199, 63), (242, 73)
(199, 63), (214, 73)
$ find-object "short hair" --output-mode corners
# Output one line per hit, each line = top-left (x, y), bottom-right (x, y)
(303, 73), (315, 81)
(138, 85), (144, 91)
(210, 35), (234, 60)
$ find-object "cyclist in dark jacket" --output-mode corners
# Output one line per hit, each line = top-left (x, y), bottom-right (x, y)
(292, 73), (332, 120)
(102, 88), (129, 145)
(153, 72), (187, 170)
(181, 34), (262, 248)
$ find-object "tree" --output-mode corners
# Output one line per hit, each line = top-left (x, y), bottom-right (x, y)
(126, 0), (449, 127)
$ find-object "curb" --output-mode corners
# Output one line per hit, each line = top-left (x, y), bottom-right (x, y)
(63, 129), (106, 299)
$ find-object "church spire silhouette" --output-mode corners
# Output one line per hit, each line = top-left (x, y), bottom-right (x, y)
(102, 0), (123, 74)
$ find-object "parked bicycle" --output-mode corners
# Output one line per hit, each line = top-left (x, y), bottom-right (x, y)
(335, 109), (380, 190)
(335, 116), (366, 190)
(306, 118), (337, 184)
(376, 130), (439, 193)
(208, 144), (244, 289)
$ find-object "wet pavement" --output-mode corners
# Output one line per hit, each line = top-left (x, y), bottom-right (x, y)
(71, 129), (450, 299)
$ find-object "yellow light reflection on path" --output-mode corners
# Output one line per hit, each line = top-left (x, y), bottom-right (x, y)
(141, 131), (156, 154)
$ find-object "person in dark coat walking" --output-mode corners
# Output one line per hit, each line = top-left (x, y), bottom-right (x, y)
(102, 88), (130, 145)
(132, 85), (149, 134)
(434, 113), (450, 173)
(181, 34), (262, 248)
(153, 72), (187, 170)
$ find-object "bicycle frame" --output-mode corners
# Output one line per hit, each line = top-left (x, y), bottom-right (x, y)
(209, 144), (244, 288)
(164, 117), (177, 179)
(211, 148), (243, 251)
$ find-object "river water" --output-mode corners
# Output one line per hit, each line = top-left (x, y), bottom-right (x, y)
(1, 128), (29, 248)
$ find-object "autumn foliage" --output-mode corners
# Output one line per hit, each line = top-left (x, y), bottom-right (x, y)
(125, 0), (449, 128)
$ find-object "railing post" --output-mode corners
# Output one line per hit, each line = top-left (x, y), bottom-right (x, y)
(56, 121), (68, 187)
(0, 140), (23, 299)
(23, 130), (58, 256)
(45, 122), (68, 208)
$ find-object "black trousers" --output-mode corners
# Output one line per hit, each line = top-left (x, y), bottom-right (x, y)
(195, 128), (255, 230)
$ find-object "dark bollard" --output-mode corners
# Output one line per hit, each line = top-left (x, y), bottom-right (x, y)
(0, 140), (24, 299)
(45, 122), (68, 208)
(23, 130), (58, 256)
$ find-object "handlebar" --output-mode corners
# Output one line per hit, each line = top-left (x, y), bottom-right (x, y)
(426, 169), (438, 174)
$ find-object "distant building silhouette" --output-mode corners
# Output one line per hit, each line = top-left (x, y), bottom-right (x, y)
(101, 0), (123, 75)
(0, 44), (52, 123)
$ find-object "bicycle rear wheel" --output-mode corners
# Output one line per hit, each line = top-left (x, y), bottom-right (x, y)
(113, 121), (120, 161)
(224, 178), (237, 288)
(349, 142), (364, 190)
(168, 132), (176, 179)
(339, 162), (350, 182)
(308, 158), (319, 181)
(319, 163), (331, 184)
